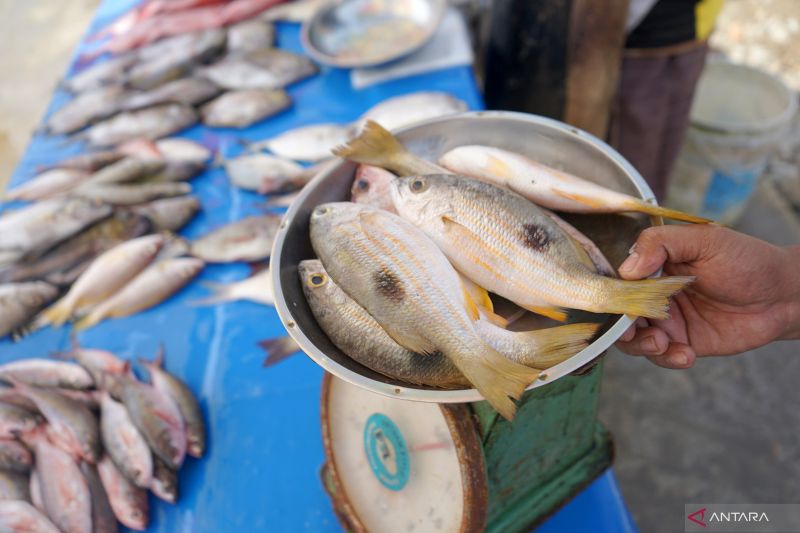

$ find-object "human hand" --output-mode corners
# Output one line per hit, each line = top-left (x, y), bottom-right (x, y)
(615, 225), (800, 369)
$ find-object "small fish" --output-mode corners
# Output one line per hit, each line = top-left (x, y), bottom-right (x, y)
(100, 392), (153, 488)
(258, 336), (301, 367)
(391, 174), (693, 320)
(438, 145), (712, 224)
(81, 157), (165, 186)
(0, 500), (60, 533)
(264, 190), (301, 209)
(191, 267), (273, 306)
(310, 203), (539, 420)
(46, 85), (128, 135)
(79, 461), (119, 533)
(200, 89), (290, 128)
(139, 161), (205, 183)
(224, 153), (303, 192)
(261, 0), (327, 22)
(58, 341), (127, 390)
(41, 150), (123, 173)
(129, 196), (201, 232)
(62, 53), (138, 93)
(0, 469), (29, 501)
(0, 359), (94, 390)
(121, 77), (221, 111)
(74, 182), (192, 205)
(3, 168), (91, 201)
(354, 92), (468, 132)
(247, 123), (352, 163)
(81, 104), (198, 147)
(29, 430), (92, 533)
(189, 214), (281, 262)
(150, 454), (178, 504)
(29, 469), (44, 512)
(226, 19), (275, 52)
(0, 439), (33, 473)
(116, 376), (186, 470)
(0, 283), (58, 339)
(155, 138), (212, 165)
(40, 234), (164, 327)
(0, 403), (41, 439)
(350, 164), (397, 212)
(139, 349), (205, 458)
(74, 257), (204, 331)
(97, 455), (149, 531)
(199, 49), (316, 91)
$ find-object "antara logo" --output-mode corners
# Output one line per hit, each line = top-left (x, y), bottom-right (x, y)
(687, 507), (707, 527)
(687, 507), (770, 526)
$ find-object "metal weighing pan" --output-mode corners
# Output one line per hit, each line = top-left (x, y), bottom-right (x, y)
(271, 111), (656, 404)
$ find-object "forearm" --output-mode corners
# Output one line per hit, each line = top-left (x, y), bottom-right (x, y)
(778, 244), (800, 340)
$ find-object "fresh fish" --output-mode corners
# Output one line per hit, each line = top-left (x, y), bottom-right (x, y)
(81, 104), (198, 147)
(29, 430), (92, 533)
(438, 145), (713, 224)
(150, 455), (178, 504)
(46, 85), (128, 135)
(51, 390), (102, 412)
(82, 157), (165, 186)
(135, 28), (226, 63)
(0, 403), (41, 439)
(40, 234), (164, 327)
(199, 49), (316, 91)
(129, 196), (201, 232)
(100, 392), (152, 488)
(63, 53), (137, 93)
(0, 198), (113, 266)
(350, 164), (397, 212)
(58, 341), (127, 390)
(261, 0), (327, 22)
(29, 470), (44, 512)
(121, 77), (221, 111)
(189, 214), (281, 262)
(0, 439), (33, 473)
(41, 151), (123, 173)
(97, 455), (148, 531)
(200, 89), (290, 128)
(0, 359), (93, 390)
(79, 462), (119, 533)
(355, 92), (468, 132)
(74, 182), (192, 205)
(14, 382), (100, 463)
(310, 203), (539, 420)
(155, 138), (212, 165)
(391, 174), (694, 320)
(139, 350), (205, 458)
(0, 500), (60, 533)
(264, 190), (301, 209)
(224, 153), (303, 192)
(139, 161), (205, 183)
(3, 168), (90, 201)
(248, 123), (352, 163)
(258, 336), (301, 367)
(0, 470), (29, 501)
(227, 19), (275, 52)
(115, 138), (163, 161)
(116, 375), (186, 470)
(191, 267), (273, 306)
(0, 283), (58, 338)
(74, 257), (204, 331)
(155, 234), (192, 260)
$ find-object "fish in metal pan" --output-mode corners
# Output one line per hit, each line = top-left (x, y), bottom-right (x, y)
(261, 0), (327, 22)
(0, 359), (94, 390)
(80, 104), (198, 147)
(0, 439), (33, 473)
(73, 182), (192, 205)
(97, 455), (149, 531)
(40, 234), (164, 327)
(189, 214), (281, 262)
(0, 403), (42, 439)
(138, 161), (205, 183)
(100, 392), (153, 488)
(226, 19), (275, 52)
(81, 157), (165, 186)
(200, 89), (290, 128)
(26, 429), (92, 533)
(310, 202), (539, 420)
(350, 164), (397, 212)
(247, 123), (353, 163)
(354, 91), (468, 132)
(150, 454), (178, 504)
(0, 500), (60, 533)
(155, 137), (212, 165)
(391, 174), (694, 320)
(139, 349), (206, 458)
(199, 49), (317, 91)
(74, 257), (204, 331)
(79, 461), (119, 533)
(0, 282), (58, 339)
(62, 53), (137, 93)
(224, 153), (303, 192)
(121, 77), (221, 111)
(45, 85), (129, 135)
(191, 266), (273, 306)
(439, 145), (712, 223)
(3, 168), (91, 201)
(129, 195), (201, 232)
(0, 469), (30, 501)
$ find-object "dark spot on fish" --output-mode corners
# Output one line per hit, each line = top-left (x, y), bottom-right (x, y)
(356, 179), (370, 192)
(373, 268), (405, 302)
(520, 223), (550, 251)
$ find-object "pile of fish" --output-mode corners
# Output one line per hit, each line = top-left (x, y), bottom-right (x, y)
(0, 347), (205, 532)
(290, 121), (712, 420)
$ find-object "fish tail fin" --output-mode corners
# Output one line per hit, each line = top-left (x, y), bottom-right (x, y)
(39, 298), (75, 328)
(258, 336), (301, 367)
(332, 120), (405, 169)
(188, 282), (233, 306)
(73, 310), (103, 332)
(627, 199), (713, 224)
(448, 344), (539, 421)
(154, 344), (165, 368)
(517, 322), (601, 368)
(605, 276), (695, 319)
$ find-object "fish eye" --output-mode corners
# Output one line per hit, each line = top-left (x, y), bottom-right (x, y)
(410, 178), (428, 193)
(356, 179), (370, 192)
(314, 206), (328, 217)
(308, 273), (327, 287)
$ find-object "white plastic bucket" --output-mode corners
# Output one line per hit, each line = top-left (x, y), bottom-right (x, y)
(667, 60), (797, 224)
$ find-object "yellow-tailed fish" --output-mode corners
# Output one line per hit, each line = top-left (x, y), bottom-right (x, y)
(391, 174), (694, 320)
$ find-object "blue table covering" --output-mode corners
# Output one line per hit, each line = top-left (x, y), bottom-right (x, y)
(2, 1), (635, 531)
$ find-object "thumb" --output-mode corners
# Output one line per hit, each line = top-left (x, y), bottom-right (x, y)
(618, 225), (711, 280)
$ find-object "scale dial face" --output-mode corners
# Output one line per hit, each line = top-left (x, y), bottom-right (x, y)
(321, 375), (487, 533)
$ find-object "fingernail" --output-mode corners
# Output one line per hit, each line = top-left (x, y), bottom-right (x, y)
(619, 252), (639, 274)
(642, 335), (657, 352)
(669, 352), (688, 367)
